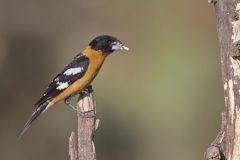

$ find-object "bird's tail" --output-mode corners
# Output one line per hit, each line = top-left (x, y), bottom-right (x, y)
(17, 101), (49, 140)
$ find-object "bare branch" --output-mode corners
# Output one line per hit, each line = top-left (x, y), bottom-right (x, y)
(69, 132), (78, 160)
(69, 87), (99, 160)
(206, 0), (240, 159)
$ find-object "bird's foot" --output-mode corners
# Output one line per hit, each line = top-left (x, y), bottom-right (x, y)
(64, 96), (95, 118)
(80, 85), (93, 96)
(64, 96), (77, 111)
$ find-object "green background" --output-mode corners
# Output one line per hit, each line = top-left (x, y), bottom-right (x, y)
(0, 0), (224, 160)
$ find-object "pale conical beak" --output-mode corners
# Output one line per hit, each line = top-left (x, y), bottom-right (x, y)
(112, 42), (129, 51)
(121, 45), (129, 51)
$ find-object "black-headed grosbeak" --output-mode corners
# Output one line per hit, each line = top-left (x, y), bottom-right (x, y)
(17, 35), (129, 139)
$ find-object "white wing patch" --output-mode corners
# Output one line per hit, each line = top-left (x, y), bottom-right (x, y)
(64, 67), (84, 75)
(56, 82), (69, 90)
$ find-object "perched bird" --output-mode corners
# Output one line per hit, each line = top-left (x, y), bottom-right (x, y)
(17, 35), (129, 139)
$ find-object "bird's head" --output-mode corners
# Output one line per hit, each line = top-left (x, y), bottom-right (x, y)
(89, 35), (129, 54)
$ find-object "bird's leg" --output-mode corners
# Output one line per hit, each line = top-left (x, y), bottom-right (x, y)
(65, 97), (94, 117)
(65, 87), (95, 118)
(78, 85), (95, 118)
(64, 95), (77, 111)
(65, 93), (94, 114)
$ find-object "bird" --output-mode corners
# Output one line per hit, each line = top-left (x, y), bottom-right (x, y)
(17, 35), (129, 139)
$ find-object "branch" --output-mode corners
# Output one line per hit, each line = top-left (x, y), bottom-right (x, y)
(69, 87), (100, 160)
(205, 113), (226, 160)
(69, 132), (78, 160)
(205, 0), (240, 160)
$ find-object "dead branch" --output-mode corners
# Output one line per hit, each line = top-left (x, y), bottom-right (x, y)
(69, 87), (99, 160)
(205, 0), (240, 160)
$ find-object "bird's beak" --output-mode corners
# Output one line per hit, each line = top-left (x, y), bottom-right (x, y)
(112, 42), (129, 51)
(121, 45), (129, 51)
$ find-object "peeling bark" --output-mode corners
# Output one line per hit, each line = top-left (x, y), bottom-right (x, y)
(69, 87), (99, 160)
(205, 0), (240, 160)
(69, 132), (78, 160)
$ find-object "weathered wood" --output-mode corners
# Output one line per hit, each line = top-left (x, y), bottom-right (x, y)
(205, 0), (240, 160)
(69, 87), (99, 160)
(69, 132), (78, 160)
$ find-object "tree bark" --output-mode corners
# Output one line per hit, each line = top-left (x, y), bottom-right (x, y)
(69, 132), (78, 160)
(206, 0), (240, 160)
(69, 87), (100, 160)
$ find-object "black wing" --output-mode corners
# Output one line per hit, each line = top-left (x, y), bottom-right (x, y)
(35, 53), (89, 106)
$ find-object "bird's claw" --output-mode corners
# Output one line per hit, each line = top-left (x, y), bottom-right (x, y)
(64, 96), (77, 111)
(80, 85), (93, 96)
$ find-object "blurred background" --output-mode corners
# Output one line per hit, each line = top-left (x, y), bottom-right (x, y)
(0, 0), (224, 160)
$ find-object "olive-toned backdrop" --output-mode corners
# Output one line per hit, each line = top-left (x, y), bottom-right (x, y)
(0, 0), (224, 160)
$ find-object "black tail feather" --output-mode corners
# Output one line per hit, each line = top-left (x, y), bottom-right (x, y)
(17, 102), (48, 140)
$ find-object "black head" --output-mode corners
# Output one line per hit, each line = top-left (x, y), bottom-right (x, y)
(89, 35), (129, 53)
